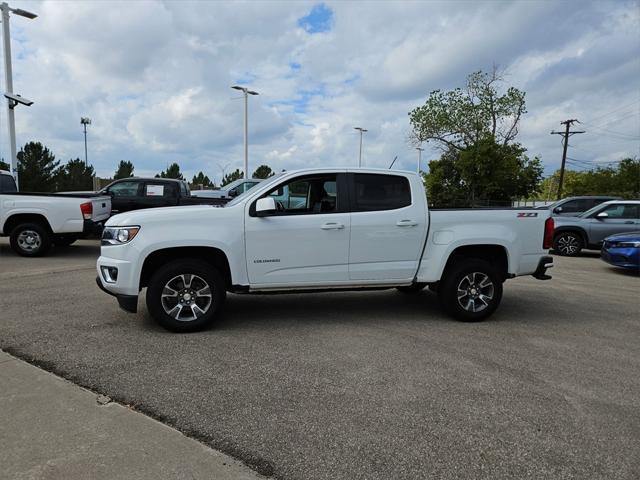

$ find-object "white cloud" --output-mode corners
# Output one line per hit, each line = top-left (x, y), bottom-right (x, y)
(0, 0), (638, 182)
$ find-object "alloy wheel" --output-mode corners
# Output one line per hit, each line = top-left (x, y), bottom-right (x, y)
(557, 234), (580, 255)
(456, 272), (494, 313)
(161, 274), (213, 322)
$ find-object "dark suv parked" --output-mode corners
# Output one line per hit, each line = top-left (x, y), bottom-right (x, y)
(543, 196), (622, 217)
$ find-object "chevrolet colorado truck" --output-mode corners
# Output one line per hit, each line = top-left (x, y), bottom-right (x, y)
(1, 170), (111, 256)
(96, 168), (554, 332)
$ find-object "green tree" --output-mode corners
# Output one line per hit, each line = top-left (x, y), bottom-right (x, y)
(424, 139), (543, 207)
(221, 169), (243, 186)
(0, 158), (9, 171)
(539, 158), (639, 199)
(191, 171), (214, 188)
(252, 165), (274, 179)
(56, 158), (95, 191)
(17, 142), (61, 192)
(114, 160), (135, 179)
(156, 163), (184, 180)
(409, 68), (526, 150)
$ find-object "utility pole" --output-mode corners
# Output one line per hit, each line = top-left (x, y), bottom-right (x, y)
(231, 85), (258, 180)
(416, 147), (424, 173)
(354, 127), (367, 167)
(551, 119), (585, 200)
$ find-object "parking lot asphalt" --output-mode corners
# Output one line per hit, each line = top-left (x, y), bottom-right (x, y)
(1, 238), (639, 480)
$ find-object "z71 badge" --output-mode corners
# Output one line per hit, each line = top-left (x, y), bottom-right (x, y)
(517, 212), (538, 217)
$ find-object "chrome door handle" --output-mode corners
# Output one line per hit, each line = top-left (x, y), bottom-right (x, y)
(321, 222), (344, 230)
(396, 220), (418, 227)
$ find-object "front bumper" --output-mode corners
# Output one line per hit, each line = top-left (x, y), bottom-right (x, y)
(96, 276), (138, 313)
(601, 247), (640, 270)
(532, 256), (553, 280)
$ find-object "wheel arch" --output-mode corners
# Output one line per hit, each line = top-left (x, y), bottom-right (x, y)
(140, 246), (232, 290)
(442, 244), (509, 281)
(3, 213), (53, 235)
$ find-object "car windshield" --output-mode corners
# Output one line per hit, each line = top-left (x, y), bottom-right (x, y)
(579, 203), (608, 218)
(225, 172), (286, 207)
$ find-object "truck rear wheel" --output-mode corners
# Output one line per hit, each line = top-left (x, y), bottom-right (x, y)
(438, 258), (503, 322)
(9, 222), (52, 257)
(146, 259), (226, 332)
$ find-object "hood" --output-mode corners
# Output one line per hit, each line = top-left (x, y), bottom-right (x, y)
(106, 204), (224, 227)
(552, 215), (586, 225)
(605, 231), (640, 242)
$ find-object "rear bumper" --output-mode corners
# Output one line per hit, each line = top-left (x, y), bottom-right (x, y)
(532, 256), (553, 280)
(95, 276), (138, 313)
(83, 219), (104, 235)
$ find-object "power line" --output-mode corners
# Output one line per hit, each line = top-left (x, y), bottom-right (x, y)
(584, 99), (640, 125)
(550, 119), (585, 200)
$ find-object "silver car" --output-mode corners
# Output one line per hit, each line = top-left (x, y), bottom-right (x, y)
(553, 200), (640, 256)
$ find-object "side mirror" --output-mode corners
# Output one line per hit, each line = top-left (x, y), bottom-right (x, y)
(596, 212), (609, 220)
(553, 206), (563, 214)
(228, 188), (239, 198)
(255, 197), (277, 217)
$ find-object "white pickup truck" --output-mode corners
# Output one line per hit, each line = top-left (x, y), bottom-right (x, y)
(1, 170), (111, 256)
(96, 168), (554, 332)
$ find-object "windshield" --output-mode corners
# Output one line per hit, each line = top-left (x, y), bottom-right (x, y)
(225, 172), (286, 207)
(579, 203), (608, 218)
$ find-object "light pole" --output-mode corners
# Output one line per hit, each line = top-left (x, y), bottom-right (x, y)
(354, 127), (367, 167)
(1, 2), (37, 190)
(81, 117), (91, 166)
(231, 85), (258, 180)
(416, 147), (424, 174)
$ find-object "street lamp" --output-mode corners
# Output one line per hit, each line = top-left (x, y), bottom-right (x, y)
(1, 2), (37, 190)
(231, 85), (258, 180)
(416, 147), (424, 174)
(81, 117), (91, 166)
(354, 127), (367, 167)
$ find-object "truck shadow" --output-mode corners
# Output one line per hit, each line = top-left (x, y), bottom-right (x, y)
(140, 289), (454, 332)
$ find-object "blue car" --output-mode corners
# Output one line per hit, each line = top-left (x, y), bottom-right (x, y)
(601, 232), (640, 270)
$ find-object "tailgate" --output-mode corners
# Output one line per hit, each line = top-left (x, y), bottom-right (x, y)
(91, 196), (112, 221)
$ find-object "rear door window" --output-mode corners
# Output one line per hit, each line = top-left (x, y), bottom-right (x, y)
(0, 174), (17, 193)
(352, 174), (411, 212)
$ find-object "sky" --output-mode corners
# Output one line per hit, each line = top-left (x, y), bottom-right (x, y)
(0, 0), (638, 184)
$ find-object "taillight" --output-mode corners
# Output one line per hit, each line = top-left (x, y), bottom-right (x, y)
(80, 201), (93, 220)
(543, 216), (554, 249)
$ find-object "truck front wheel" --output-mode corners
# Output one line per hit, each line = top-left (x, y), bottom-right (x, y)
(9, 222), (52, 257)
(439, 258), (503, 322)
(146, 259), (226, 332)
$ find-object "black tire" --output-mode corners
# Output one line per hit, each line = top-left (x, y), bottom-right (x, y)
(438, 258), (503, 322)
(396, 283), (427, 294)
(9, 222), (52, 257)
(553, 231), (583, 257)
(53, 235), (79, 247)
(146, 259), (226, 332)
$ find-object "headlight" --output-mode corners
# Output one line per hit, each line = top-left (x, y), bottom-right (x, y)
(616, 241), (640, 248)
(102, 226), (140, 245)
